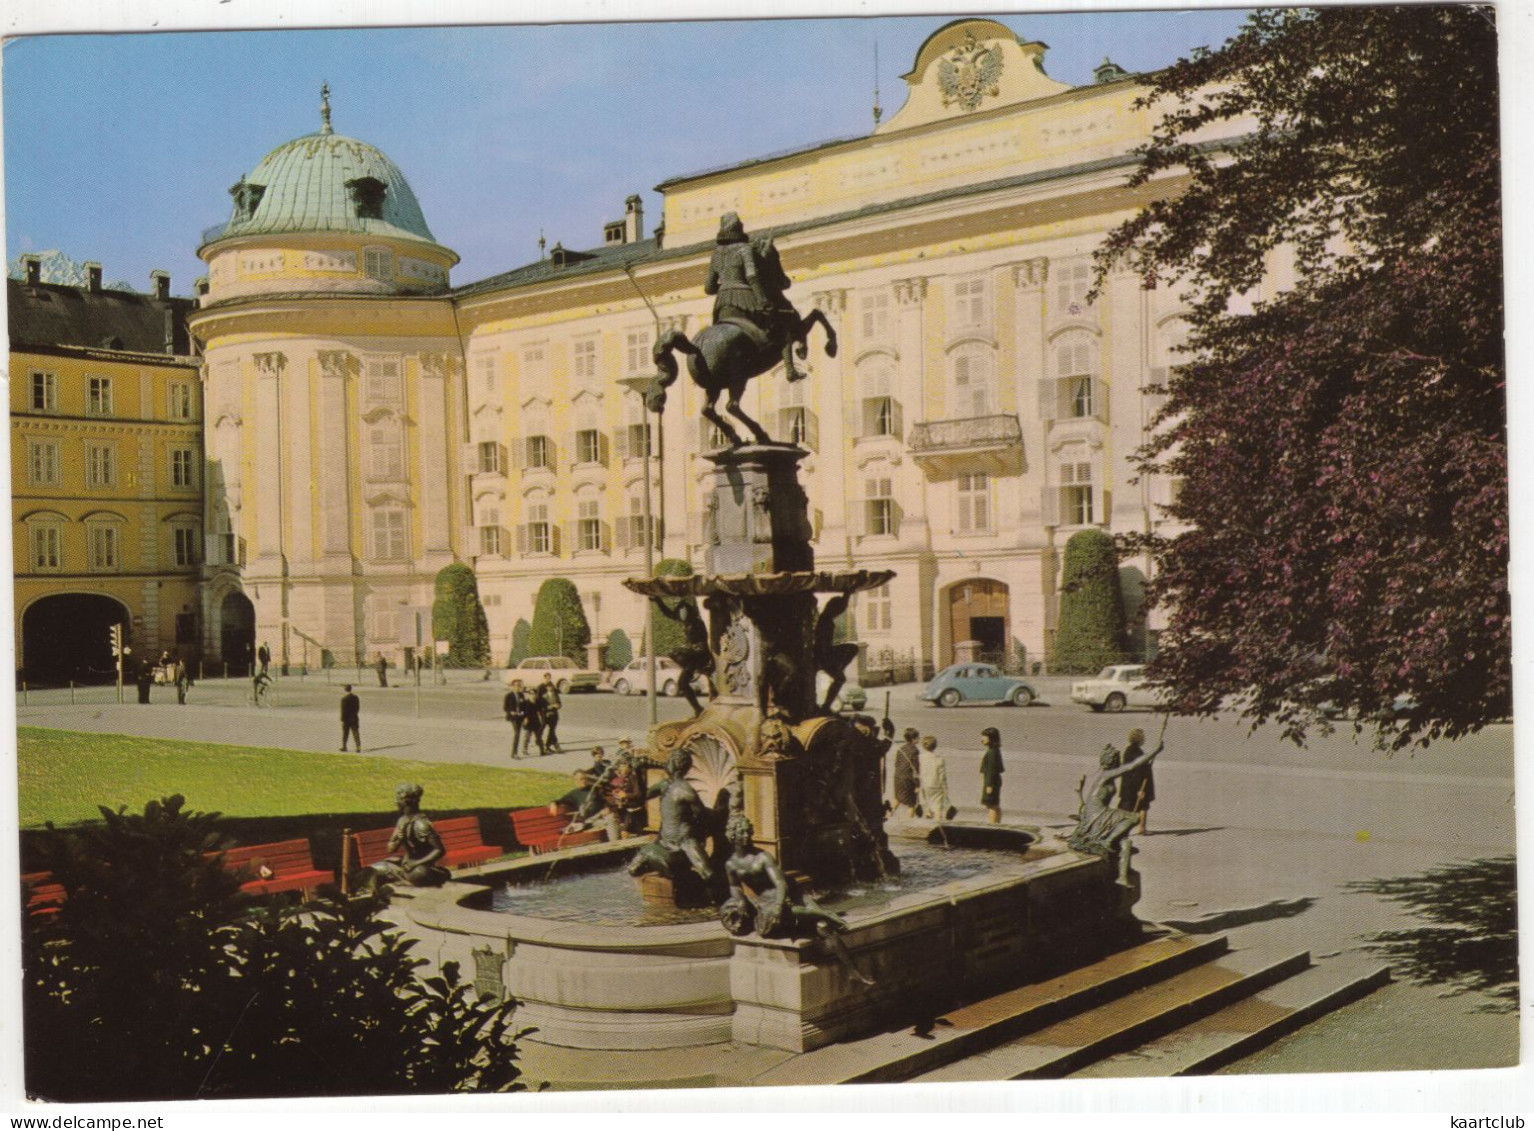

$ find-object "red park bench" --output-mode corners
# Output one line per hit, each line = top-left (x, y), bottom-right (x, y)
(214, 838), (332, 897)
(509, 805), (607, 856)
(21, 871), (65, 916)
(350, 815), (501, 872)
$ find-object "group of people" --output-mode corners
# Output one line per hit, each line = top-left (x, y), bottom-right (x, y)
(503, 674), (564, 758)
(552, 739), (647, 840)
(887, 723), (1158, 835)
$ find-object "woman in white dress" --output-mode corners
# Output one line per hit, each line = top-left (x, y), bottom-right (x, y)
(919, 735), (952, 823)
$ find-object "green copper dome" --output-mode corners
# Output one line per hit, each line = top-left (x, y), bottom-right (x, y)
(208, 126), (438, 247)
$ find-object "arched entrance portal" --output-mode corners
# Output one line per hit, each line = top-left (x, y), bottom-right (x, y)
(948, 579), (1011, 668)
(22, 594), (129, 686)
(220, 591), (256, 677)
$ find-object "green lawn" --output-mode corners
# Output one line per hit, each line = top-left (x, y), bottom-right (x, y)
(17, 727), (568, 828)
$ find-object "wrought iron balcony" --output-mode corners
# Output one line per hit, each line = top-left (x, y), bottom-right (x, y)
(909, 413), (1024, 474)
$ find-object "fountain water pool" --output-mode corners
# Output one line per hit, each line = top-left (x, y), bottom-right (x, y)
(380, 827), (1140, 1054)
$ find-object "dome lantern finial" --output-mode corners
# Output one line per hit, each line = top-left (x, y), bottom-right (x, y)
(320, 82), (333, 134)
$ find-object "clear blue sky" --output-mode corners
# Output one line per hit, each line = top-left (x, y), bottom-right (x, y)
(3, 11), (1252, 294)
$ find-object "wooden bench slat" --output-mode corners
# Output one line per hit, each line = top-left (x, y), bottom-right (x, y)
(212, 838), (329, 897)
(510, 806), (606, 855)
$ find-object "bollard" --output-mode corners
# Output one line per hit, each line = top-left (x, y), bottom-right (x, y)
(223, 661), (229, 681)
(70, 681), (75, 705)
(22, 682), (28, 706)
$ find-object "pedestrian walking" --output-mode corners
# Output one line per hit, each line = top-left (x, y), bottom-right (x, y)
(504, 679), (529, 758)
(540, 673), (563, 753)
(918, 735), (952, 823)
(891, 727), (920, 818)
(524, 684), (549, 757)
(1117, 727), (1157, 834)
(376, 652), (389, 688)
(174, 657), (191, 705)
(979, 726), (1005, 824)
(340, 684), (361, 751)
(257, 641), (271, 676)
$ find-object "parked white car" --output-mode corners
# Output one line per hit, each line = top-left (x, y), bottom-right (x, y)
(604, 657), (714, 698)
(1069, 665), (1166, 713)
(505, 655), (602, 694)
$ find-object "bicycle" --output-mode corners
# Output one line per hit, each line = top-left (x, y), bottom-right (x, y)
(250, 673), (275, 707)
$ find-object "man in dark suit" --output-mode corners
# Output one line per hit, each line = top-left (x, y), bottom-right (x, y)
(340, 685), (361, 751)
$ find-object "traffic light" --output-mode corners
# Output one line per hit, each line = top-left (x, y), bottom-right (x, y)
(108, 623), (123, 657)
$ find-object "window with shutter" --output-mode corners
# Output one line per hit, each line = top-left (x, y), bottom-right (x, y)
(365, 356), (402, 403)
(860, 292), (890, 341)
(1055, 261), (1092, 311)
(957, 473), (991, 533)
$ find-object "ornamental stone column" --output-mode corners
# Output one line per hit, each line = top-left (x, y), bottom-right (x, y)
(316, 350), (356, 563)
(252, 351), (287, 573)
(418, 352), (453, 562)
(1012, 257), (1049, 542)
(810, 288), (848, 566)
(891, 276), (930, 550)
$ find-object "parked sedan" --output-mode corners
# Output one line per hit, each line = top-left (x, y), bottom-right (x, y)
(1069, 665), (1166, 713)
(604, 657), (714, 698)
(505, 656), (603, 694)
(919, 663), (1037, 708)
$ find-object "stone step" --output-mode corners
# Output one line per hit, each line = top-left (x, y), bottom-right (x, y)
(909, 945), (1312, 1083)
(1068, 958), (1391, 1078)
(745, 930), (1230, 1087)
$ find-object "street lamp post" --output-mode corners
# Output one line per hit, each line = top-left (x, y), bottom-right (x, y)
(619, 377), (659, 727)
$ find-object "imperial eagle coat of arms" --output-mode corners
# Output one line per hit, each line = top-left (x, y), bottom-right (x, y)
(938, 32), (1004, 111)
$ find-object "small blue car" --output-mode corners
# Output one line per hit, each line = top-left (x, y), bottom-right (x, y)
(919, 663), (1037, 708)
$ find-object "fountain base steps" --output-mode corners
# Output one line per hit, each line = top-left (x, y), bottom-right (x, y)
(515, 932), (1386, 1090)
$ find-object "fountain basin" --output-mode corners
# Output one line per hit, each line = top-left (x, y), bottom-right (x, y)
(381, 827), (1140, 1054)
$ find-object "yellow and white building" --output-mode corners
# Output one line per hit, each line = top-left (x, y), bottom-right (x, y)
(9, 257), (204, 682)
(189, 19), (1272, 675)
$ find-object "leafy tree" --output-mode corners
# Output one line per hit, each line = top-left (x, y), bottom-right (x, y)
(527, 578), (590, 664)
(605, 627), (634, 670)
(1098, 6), (1505, 747)
(432, 563), (490, 668)
(23, 796), (529, 1102)
(507, 618), (532, 667)
(1053, 529), (1129, 674)
(650, 558), (697, 660)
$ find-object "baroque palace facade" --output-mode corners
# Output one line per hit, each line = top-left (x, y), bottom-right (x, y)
(17, 19), (1278, 680)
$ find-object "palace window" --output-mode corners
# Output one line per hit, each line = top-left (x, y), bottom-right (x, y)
(1055, 260), (1093, 311)
(1061, 461), (1095, 526)
(864, 477), (898, 538)
(952, 351), (995, 417)
(477, 441), (504, 475)
(577, 498), (605, 552)
(365, 356), (403, 403)
(28, 440), (60, 487)
(363, 247), (393, 281)
(171, 448), (196, 489)
(957, 472), (992, 534)
(369, 425), (405, 480)
(523, 434), (552, 470)
(618, 493), (657, 551)
(173, 526), (200, 568)
(168, 381), (194, 420)
(30, 371), (57, 412)
(575, 428), (605, 466)
(30, 522), (61, 571)
(573, 338), (598, 384)
(370, 508), (408, 560)
(87, 375), (113, 416)
(860, 291), (890, 342)
(87, 522), (121, 571)
(473, 354), (498, 396)
(863, 582), (892, 633)
(625, 329), (653, 377)
(86, 443), (116, 489)
(478, 508), (503, 557)
(522, 502), (553, 555)
(951, 275), (989, 331)
(1042, 333), (1104, 422)
(859, 360), (901, 438)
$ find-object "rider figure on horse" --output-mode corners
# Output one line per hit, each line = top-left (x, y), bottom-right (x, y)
(705, 212), (805, 383)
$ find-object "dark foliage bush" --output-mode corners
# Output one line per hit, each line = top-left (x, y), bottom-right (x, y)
(432, 563), (490, 668)
(1053, 529), (1129, 674)
(527, 579), (590, 664)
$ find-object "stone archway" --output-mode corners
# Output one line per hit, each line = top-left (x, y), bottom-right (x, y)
(219, 590), (256, 677)
(21, 593), (130, 686)
(947, 578), (1011, 668)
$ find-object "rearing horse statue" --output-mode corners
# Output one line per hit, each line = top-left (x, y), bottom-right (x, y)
(646, 215), (837, 447)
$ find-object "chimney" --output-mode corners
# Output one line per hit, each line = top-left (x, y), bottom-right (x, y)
(625, 194), (645, 243)
(194, 276), (210, 298)
(150, 270), (170, 300)
(20, 253), (41, 286)
(84, 261), (102, 292)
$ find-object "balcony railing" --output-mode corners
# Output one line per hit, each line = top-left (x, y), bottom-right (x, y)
(909, 413), (1024, 474)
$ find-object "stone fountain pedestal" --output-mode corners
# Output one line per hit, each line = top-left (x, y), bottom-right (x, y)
(624, 444), (896, 888)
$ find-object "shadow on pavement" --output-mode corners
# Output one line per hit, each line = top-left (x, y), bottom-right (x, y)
(1162, 896), (1317, 934)
(1143, 825), (1226, 838)
(1346, 855), (1518, 1012)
